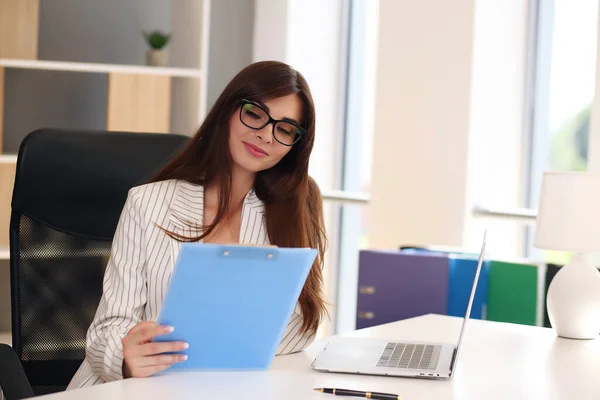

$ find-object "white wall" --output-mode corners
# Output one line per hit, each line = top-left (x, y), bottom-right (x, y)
(253, 0), (289, 62)
(368, 0), (529, 254)
(368, 0), (477, 250)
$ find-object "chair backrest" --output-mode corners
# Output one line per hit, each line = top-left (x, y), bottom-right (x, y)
(0, 344), (34, 400)
(9, 128), (189, 395)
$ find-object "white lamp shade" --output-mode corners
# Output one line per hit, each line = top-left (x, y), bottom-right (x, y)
(534, 171), (600, 252)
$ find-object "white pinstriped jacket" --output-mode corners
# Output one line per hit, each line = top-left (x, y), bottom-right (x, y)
(66, 179), (316, 389)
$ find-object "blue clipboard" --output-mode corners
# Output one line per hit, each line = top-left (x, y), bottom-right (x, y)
(154, 243), (317, 372)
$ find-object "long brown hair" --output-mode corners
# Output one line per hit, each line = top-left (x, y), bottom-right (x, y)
(150, 60), (327, 333)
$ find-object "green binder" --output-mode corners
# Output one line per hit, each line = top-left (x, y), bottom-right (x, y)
(486, 260), (538, 326)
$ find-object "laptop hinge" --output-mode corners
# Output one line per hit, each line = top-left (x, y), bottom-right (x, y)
(449, 348), (458, 373)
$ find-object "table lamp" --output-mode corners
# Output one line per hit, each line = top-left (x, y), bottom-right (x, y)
(534, 171), (600, 339)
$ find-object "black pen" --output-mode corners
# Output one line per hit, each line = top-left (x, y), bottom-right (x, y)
(314, 387), (400, 400)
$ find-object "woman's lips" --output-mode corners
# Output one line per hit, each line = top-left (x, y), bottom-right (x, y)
(243, 142), (268, 157)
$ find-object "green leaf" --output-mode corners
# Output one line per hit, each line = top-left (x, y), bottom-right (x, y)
(143, 30), (171, 50)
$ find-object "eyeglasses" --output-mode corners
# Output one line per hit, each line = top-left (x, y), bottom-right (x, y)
(239, 99), (306, 146)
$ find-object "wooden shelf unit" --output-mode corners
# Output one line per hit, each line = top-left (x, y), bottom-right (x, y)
(0, 0), (211, 252)
(0, 59), (203, 78)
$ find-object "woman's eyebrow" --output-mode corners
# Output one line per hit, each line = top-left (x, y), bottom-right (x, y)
(281, 117), (300, 125)
(258, 100), (300, 125)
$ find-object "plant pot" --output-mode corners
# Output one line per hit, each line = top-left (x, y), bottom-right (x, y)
(146, 49), (168, 67)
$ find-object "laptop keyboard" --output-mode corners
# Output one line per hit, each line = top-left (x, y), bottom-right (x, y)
(376, 343), (441, 370)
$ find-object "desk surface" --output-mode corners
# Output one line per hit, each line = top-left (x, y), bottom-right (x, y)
(38, 314), (600, 400)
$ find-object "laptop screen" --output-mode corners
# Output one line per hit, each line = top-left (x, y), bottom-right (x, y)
(449, 229), (487, 374)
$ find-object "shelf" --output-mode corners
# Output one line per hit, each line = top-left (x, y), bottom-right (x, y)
(0, 155), (17, 163)
(0, 59), (203, 79)
(0, 332), (10, 345)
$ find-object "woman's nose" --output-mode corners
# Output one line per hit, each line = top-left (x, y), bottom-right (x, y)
(255, 124), (273, 144)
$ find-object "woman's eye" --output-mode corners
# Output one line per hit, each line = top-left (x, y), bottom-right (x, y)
(247, 111), (262, 119)
(277, 127), (293, 136)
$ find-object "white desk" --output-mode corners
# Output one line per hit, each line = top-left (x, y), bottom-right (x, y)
(37, 314), (600, 400)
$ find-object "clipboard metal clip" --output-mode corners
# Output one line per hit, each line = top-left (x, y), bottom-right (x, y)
(218, 245), (279, 260)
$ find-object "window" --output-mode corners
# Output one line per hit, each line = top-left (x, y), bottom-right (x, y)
(546, 0), (598, 172)
(526, 0), (599, 263)
(335, 0), (379, 334)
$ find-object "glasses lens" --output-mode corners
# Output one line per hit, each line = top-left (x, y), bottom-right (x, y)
(240, 103), (268, 129)
(274, 121), (301, 145)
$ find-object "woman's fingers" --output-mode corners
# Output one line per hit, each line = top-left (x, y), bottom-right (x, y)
(122, 321), (185, 378)
(138, 341), (189, 357)
(136, 353), (188, 368)
(125, 322), (174, 345)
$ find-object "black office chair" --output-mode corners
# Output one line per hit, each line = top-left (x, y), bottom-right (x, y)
(9, 128), (189, 396)
(0, 344), (34, 399)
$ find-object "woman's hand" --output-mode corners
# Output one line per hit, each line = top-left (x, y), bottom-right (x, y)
(122, 321), (188, 378)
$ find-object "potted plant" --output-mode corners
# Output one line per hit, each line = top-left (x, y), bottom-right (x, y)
(143, 30), (171, 67)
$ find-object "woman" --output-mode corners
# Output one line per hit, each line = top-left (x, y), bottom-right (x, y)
(67, 60), (327, 389)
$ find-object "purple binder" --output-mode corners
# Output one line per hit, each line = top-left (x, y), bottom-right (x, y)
(356, 250), (449, 329)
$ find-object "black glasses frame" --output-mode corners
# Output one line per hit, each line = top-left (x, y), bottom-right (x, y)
(239, 99), (306, 146)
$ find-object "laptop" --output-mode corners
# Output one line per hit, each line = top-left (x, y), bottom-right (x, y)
(311, 230), (487, 379)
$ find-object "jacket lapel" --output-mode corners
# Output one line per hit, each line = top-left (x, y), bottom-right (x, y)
(168, 181), (204, 265)
(239, 189), (269, 245)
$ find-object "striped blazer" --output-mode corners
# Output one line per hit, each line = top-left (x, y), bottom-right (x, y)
(67, 179), (316, 389)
